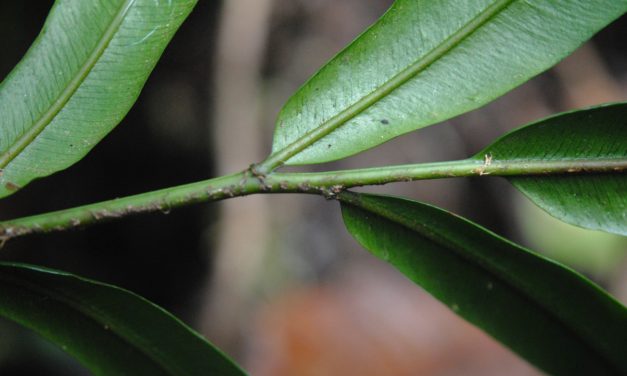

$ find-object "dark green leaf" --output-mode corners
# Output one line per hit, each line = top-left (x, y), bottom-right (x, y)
(340, 192), (627, 375)
(476, 103), (627, 235)
(0, 263), (246, 376)
(0, 0), (198, 198)
(272, 0), (627, 165)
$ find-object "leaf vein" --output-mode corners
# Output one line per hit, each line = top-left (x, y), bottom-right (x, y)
(266, 0), (516, 169)
(0, 0), (136, 169)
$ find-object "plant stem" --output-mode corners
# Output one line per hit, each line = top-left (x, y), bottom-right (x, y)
(264, 158), (626, 189)
(0, 171), (256, 240)
(0, 158), (625, 241)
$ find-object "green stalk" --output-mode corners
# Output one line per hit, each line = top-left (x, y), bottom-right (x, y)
(1, 158), (625, 241)
(0, 171), (256, 241)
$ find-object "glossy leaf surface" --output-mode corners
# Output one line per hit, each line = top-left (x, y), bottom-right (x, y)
(0, 263), (246, 376)
(476, 103), (627, 235)
(0, 0), (197, 198)
(341, 192), (627, 375)
(272, 0), (626, 165)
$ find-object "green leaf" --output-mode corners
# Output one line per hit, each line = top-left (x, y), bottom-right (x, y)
(476, 103), (627, 235)
(340, 192), (627, 375)
(0, 262), (246, 376)
(0, 0), (198, 198)
(271, 0), (626, 166)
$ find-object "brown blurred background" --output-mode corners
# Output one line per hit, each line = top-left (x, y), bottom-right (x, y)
(0, 1), (625, 375)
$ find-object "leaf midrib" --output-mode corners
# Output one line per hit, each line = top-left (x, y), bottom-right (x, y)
(342, 194), (622, 372)
(271, 0), (515, 166)
(0, 0), (137, 169)
(0, 269), (191, 376)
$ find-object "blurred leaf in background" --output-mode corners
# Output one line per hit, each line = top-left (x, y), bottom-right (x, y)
(515, 197), (627, 281)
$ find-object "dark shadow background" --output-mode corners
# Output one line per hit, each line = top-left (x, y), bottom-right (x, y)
(0, 1), (221, 374)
